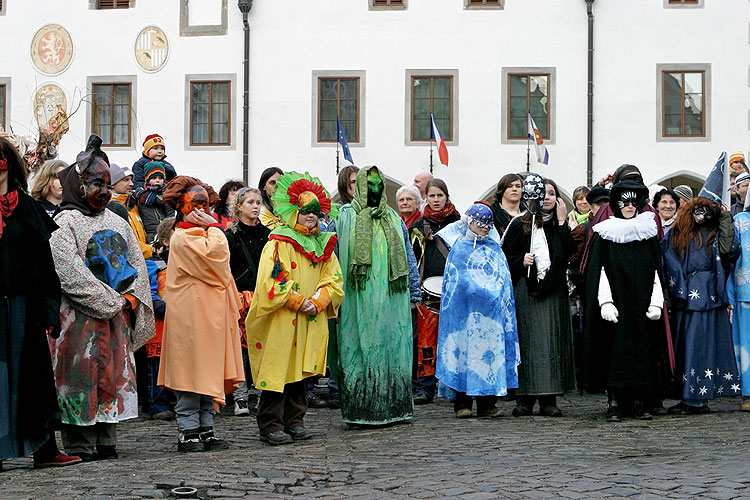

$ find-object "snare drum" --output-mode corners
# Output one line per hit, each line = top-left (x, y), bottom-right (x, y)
(420, 276), (443, 313)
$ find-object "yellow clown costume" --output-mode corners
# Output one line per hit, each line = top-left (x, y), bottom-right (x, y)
(246, 173), (344, 395)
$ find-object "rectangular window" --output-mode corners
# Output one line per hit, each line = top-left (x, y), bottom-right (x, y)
(97, 0), (130, 8)
(411, 75), (453, 141)
(190, 80), (230, 146)
(91, 83), (132, 147)
(318, 77), (359, 143)
(0, 84), (5, 129)
(467, 0), (502, 6)
(372, 0), (404, 6)
(662, 70), (704, 137)
(668, 0), (698, 3)
(507, 73), (549, 140)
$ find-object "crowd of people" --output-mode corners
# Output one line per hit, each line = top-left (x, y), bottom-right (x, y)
(1, 130), (749, 468)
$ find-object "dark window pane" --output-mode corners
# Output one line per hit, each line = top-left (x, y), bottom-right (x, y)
(534, 113), (548, 137)
(436, 117), (450, 138)
(114, 105), (129, 125)
(193, 103), (209, 124)
(93, 87), (110, 106)
(113, 124), (129, 145)
(320, 101), (337, 120)
(433, 78), (451, 98)
(510, 96), (528, 118)
(340, 80), (357, 99)
(320, 80), (338, 100)
(213, 83), (229, 103)
(114, 84), (129, 104)
(413, 119), (430, 141)
(320, 120), (336, 141)
(685, 93), (702, 113)
(342, 121), (357, 142)
(685, 113), (702, 135)
(340, 100), (357, 121)
(664, 114), (682, 135)
(412, 78), (430, 98)
(510, 75), (527, 96)
(433, 99), (450, 119)
(664, 93), (682, 115)
(95, 104), (111, 127)
(510, 117), (526, 138)
(192, 83), (209, 103)
(193, 123), (209, 143)
(212, 103), (228, 126)
(212, 123), (228, 143)
(413, 99), (430, 120)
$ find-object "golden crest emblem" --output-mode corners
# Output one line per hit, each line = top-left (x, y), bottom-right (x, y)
(134, 26), (169, 73)
(30, 24), (74, 76)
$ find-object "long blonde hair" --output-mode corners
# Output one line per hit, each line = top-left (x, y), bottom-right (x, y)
(31, 159), (67, 201)
(228, 186), (262, 232)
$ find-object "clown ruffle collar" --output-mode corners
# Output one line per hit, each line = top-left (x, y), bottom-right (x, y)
(269, 226), (337, 263)
(270, 172), (338, 228)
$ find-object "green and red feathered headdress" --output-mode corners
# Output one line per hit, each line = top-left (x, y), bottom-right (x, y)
(271, 172), (338, 227)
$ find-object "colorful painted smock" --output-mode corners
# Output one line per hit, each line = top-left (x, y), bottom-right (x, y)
(49, 209), (154, 426)
(728, 211), (750, 396)
(246, 233), (343, 393)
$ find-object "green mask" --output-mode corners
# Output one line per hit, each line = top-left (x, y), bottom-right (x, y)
(367, 171), (384, 208)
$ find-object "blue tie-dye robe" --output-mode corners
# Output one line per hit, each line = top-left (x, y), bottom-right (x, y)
(435, 228), (520, 396)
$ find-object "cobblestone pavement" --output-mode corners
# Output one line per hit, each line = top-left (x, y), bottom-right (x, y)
(2, 393), (750, 499)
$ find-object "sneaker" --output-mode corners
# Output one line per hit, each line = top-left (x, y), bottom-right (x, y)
(286, 426), (313, 441)
(307, 392), (328, 408)
(455, 408), (473, 419)
(177, 429), (205, 453)
(632, 402), (653, 421)
(260, 430), (293, 446)
(151, 410), (175, 421)
(414, 393), (433, 405)
(477, 407), (504, 418)
(199, 427), (230, 451)
(33, 453), (82, 469)
(234, 399), (250, 416)
(740, 401), (750, 412)
(95, 445), (118, 460)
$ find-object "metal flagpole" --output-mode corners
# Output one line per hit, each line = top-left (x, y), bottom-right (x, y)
(429, 137), (434, 174)
(526, 132), (531, 173)
(336, 136), (340, 175)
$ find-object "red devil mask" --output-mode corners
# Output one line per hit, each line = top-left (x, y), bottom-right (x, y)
(178, 185), (209, 216)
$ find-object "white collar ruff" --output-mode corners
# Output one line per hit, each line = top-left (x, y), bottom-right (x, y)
(593, 212), (658, 243)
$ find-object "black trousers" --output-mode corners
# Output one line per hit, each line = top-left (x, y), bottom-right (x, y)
(454, 392), (497, 413)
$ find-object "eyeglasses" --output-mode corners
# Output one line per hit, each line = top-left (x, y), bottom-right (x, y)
(619, 200), (638, 207)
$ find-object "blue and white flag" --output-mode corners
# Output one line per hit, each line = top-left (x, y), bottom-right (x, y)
(337, 116), (354, 164)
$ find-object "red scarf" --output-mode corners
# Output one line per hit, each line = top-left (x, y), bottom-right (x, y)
(423, 202), (459, 223)
(0, 190), (19, 238)
(400, 209), (422, 229)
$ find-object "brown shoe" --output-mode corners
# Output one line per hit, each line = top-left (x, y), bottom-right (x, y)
(741, 401), (750, 412)
(477, 407), (504, 418)
(455, 408), (472, 419)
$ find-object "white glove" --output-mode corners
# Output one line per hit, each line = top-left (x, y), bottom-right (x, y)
(646, 305), (662, 321)
(600, 302), (619, 323)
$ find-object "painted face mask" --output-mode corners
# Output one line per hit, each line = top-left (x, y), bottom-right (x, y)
(692, 205), (713, 225)
(617, 191), (639, 209)
(81, 159), (112, 213)
(179, 185), (209, 216)
(366, 170), (384, 208)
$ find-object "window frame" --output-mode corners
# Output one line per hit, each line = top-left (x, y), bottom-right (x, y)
(89, 0), (135, 9)
(184, 73), (236, 151)
(91, 82), (133, 148)
(506, 72), (551, 141)
(86, 76), (137, 150)
(464, 0), (504, 9)
(500, 67), (556, 145)
(311, 70), (366, 149)
(656, 63), (711, 142)
(0, 83), (6, 130)
(180, 0), (228, 37)
(409, 75), (454, 142)
(369, 0), (407, 10)
(663, 0), (703, 8)
(404, 69), (458, 147)
(661, 71), (705, 138)
(316, 77), (360, 144)
(189, 80), (232, 147)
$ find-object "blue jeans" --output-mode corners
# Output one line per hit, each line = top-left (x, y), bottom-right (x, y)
(147, 358), (172, 415)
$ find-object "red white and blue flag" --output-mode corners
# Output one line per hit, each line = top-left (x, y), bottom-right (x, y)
(527, 110), (549, 165)
(430, 113), (449, 167)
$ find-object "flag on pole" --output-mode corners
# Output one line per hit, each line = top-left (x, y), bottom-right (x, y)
(430, 113), (449, 167)
(337, 116), (353, 164)
(527, 110), (549, 165)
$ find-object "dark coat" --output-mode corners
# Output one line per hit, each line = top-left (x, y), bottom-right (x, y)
(0, 191), (61, 455)
(138, 195), (175, 242)
(226, 221), (271, 292)
(502, 215), (576, 300)
(132, 155), (177, 187)
(411, 214), (459, 281)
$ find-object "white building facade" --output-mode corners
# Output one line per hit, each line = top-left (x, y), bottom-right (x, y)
(1, 0), (748, 208)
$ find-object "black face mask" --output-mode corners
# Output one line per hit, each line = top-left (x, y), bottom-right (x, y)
(367, 174), (384, 208)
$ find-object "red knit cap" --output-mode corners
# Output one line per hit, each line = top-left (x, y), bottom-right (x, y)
(142, 134), (165, 155)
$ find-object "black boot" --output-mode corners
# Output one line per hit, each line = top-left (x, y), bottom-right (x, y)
(606, 390), (620, 422)
(199, 427), (229, 451)
(177, 429), (204, 452)
(512, 396), (534, 417)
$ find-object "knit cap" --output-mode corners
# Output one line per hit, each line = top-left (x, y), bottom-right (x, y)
(672, 185), (693, 203)
(142, 134), (165, 156)
(144, 161), (166, 182)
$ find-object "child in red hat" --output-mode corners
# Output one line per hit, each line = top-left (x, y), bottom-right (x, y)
(132, 134), (177, 188)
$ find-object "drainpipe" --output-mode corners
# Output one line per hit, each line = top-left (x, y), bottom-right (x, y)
(238, 0), (253, 185)
(585, 0), (595, 187)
